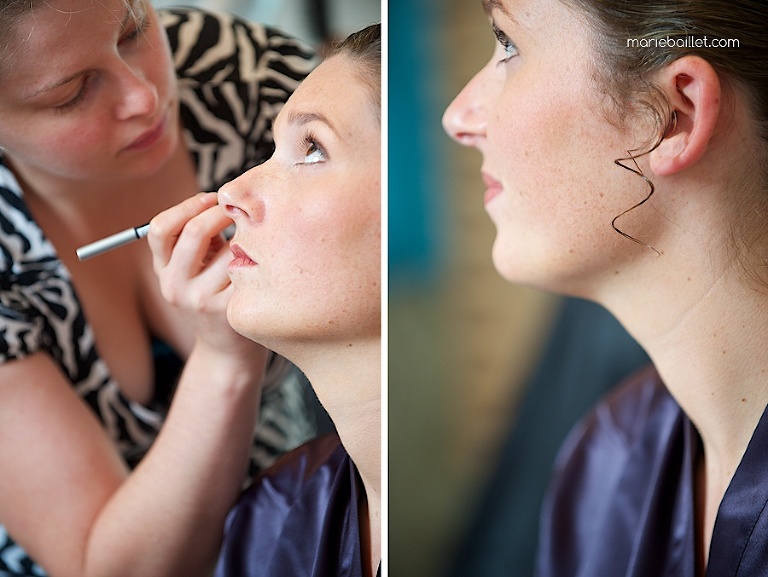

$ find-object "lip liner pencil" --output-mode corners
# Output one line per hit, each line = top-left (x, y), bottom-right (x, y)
(76, 223), (150, 261)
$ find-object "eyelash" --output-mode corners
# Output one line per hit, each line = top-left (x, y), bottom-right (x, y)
(54, 74), (96, 111)
(54, 13), (150, 112)
(120, 13), (151, 46)
(492, 23), (519, 63)
(300, 132), (327, 165)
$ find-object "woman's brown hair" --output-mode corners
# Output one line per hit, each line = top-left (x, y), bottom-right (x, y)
(326, 23), (381, 120)
(562, 0), (768, 284)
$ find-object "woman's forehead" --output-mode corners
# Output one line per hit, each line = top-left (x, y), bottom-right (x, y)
(276, 57), (377, 134)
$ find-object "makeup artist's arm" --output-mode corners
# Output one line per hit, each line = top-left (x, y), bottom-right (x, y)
(85, 192), (268, 575)
(0, 193), (265, 577)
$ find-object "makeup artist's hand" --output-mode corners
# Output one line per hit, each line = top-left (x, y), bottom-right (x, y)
(147, 193), (267, 367)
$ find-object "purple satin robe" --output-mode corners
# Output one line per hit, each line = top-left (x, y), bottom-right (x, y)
(214, 434), (377, 577)
(536, 365), (768, 576)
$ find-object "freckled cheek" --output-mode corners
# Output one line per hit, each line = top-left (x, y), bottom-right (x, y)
(29, 122), (112, 170)
(293, 207), (374, 274)
(497, 93), (591, 182)
(488, 112), (561, 204)
(259, 205), (333, 274)
(490, 132), (607, 253)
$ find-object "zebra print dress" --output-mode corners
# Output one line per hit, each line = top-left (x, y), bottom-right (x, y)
(0, 8), (317, 576)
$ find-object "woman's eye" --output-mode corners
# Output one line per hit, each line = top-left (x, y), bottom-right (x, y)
(492, 23), (519, 62)
(119, 9), (150, 46)
(302, 139), (326, 165)
(120, 26), (140, 45)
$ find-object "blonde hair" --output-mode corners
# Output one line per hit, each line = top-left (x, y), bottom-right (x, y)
(0, 0), (143, 79)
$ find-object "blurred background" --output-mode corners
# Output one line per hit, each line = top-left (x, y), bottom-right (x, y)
(389, 0), (559, 575)
(153, 0), (379, 49)
(389, 1), (648, 577)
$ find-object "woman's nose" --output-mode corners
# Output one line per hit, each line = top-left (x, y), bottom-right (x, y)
(115, 64), (159, 120)
(218, 169), (266, 224)
(442, 68), (490, 148)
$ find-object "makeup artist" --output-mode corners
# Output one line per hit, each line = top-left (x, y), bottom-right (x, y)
(0, 0), (317, 575)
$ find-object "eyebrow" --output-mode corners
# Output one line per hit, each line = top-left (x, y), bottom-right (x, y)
(283, 110), (339, 135)
(482, 0), (508, 17)
(482, 0), (530, 35)
(27, 71), (85, 98)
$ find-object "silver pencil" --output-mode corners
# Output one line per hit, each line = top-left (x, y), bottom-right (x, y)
(76, 223), (150, 261)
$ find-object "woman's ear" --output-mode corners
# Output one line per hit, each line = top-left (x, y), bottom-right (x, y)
(649, 55), (721, 176)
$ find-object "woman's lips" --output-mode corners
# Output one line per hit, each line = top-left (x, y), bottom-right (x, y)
(229, 243), (257, 268)
(125, 112), (167, 152)
(482, 172), (504, 205)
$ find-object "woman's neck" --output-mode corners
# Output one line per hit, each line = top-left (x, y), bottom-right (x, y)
(285, 337), (381, 573)
(599, 238), (768, 572)
(299, 337), (381, 487)
(604, 254), (768, 481)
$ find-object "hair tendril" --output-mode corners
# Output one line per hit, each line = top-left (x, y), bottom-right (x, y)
(611, 152), (660, 256)
(610, 111), (678, 257)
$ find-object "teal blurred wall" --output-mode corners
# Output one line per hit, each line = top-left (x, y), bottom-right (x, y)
(388, 0), (446, 287)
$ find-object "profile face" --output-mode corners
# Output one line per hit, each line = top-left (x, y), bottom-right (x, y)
(0, 0), (179, 181)
(219, 54), (381, 346)
(442, 0), (659, 297)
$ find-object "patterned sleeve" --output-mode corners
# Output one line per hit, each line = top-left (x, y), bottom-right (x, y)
(0, 169), (57, 363)
(159, 8), (318, 190)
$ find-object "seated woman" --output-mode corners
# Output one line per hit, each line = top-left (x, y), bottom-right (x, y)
(148, 23), (381, 577)
(443, 0), (768, 575)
